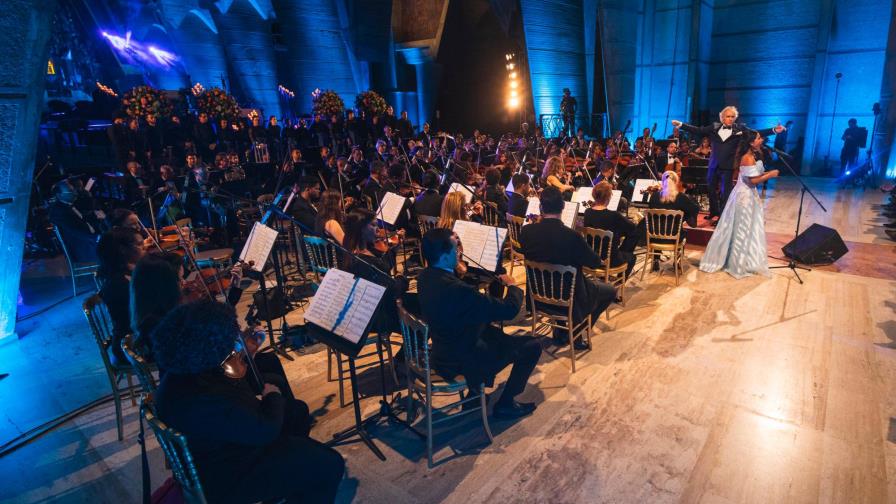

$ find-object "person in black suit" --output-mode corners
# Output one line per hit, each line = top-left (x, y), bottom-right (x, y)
(518, 187), (616, 347)
(507, 173), (531, 218)
(48, 180), (101, 263)
(672, 106), (784, 221)
(152, 300), (345, 504)
(287, 176), (321, 234)
(413, 170), (444, 217)
(417, 228), (541, 419)
(582, 182), (639, 278)
(481, 168), (508, 225)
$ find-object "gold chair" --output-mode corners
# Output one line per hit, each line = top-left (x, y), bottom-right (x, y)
(53, 225), (99, 297)
(82, 294), (138, 440)
(481, 202), (502, 227)
(640, 209), (687, 285)
(121, 335), (158, 394)
(524, 260), (591, 373)
(580, 227), (628, 316)
(142, 394), (208, 504)
(416, 215), (440, 267)
(505, 214), (526, 277)
(397, 300), (493, 468)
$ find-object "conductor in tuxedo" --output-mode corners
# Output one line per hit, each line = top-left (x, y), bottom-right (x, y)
(417, 228), (542, 419)
(672, 106), (784, 221)
(518, 187), (616, 348)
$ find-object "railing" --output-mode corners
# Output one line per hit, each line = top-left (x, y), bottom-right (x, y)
(539, 113), (607, 139)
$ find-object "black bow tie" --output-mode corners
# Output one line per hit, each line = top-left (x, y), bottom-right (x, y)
(721, 125), (732, 130)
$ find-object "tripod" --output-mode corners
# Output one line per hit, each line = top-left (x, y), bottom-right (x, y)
(769, 148), (827, 284)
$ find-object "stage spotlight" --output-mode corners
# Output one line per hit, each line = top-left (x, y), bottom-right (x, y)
(508, 97), (519, 108)
(510, 71), (517, 79)
(508, 63), (515, 70)
(510, 80), (518, 89)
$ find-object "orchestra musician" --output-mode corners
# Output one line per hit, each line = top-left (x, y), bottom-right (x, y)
(412, 170), (444, 218)
(518, 187), (616, 347)
(541, 156), (574, 199)
(417, 228), (541, 419)
(582, 182), (639, 278)
(507, 173), (532, 218)
(151, 300), (345, 504)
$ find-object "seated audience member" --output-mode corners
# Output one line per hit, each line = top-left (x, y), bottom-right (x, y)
(152, 300), (345, 504)
(417, 228), (542, 419)
(518, 187), (616, 347)
(582, 182), (639, 278)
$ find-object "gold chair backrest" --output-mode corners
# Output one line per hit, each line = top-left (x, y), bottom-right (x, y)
(481, 202), (501, 227)
(418, 215), (439, 236)
(580, 227), (613, 264)
(524, 260), (577, 310)
(83, 294), (116, 369)
(122, 335), (157, 393)
(397, 300), (431, 382)
(644, 209), (684, 242)
(506, 214), (525, 248)
(303, 236), (338, 275)
(142, 395), (208, 504)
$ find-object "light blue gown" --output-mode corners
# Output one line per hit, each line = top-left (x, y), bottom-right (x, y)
(699, 161), (770, 279)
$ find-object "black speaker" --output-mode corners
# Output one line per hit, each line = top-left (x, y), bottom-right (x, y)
(782, 224), (848, 264)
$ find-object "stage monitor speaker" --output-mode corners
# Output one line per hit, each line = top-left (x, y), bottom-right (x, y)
(782, 224), (848, 264)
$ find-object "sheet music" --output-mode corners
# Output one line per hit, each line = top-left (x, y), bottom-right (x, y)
(283, 191), (296, 213)
(304, 268), (386, 344)
(239, 222), (278, 272)
(632, 179), (658, 204)
(608, 190), (623, 211)
(524, 198), (578, 228)
(452, 220), (507, 272)
(376, 191), (407, 225)
(571, 187), (593, 213)
(449, 183), (476, 203)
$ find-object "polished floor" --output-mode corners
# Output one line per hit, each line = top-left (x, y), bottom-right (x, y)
(1, 177), (895, 503)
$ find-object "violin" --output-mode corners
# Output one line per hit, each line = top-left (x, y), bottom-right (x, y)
(373, 227), (402, 254)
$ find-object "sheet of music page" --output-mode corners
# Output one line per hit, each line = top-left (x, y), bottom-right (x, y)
(524, 198), (579, 229)
(449, 182), (475, 203)
(632, 178), (658, 204)
(571, 187), (593, 213)
(304, 268), (386, 344)
(376, 191), (407, 225)
(453, 220), (507, 272)
(239, 222), (279, 272)
(608, 190), (623, 211)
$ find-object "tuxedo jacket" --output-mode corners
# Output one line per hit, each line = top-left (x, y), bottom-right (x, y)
(507, 192), (529, 218)
(413, 189), (443, 217)
(680, 122), (774, 173)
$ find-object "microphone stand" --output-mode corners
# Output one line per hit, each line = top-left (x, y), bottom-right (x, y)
(768, 148), (827, 284)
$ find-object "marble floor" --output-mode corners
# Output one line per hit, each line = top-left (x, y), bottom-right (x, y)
(1, 178), (895, 503)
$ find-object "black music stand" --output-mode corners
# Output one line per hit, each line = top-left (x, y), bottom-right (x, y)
(306, 276), (417, 461)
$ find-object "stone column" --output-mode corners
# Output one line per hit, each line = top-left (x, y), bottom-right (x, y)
(0, 1), (55, 339)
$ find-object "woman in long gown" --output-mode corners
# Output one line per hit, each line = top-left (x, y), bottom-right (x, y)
(699, 131), (779, 278)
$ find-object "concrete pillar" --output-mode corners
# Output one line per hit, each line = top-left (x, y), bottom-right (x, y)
(0, 0), (55, 339)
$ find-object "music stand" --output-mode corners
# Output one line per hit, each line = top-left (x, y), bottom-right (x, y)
(769, 150), (827, 284)
(305, 270), (418, 460)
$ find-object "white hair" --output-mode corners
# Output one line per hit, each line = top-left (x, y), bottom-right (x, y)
(719, 106), (739, 121)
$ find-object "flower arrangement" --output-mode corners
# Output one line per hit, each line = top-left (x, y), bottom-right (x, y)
(354, 89), (388, 117)
(195, 86), (241, 121)
(312, 88), (344, 117)
(121, 85), (172, 120)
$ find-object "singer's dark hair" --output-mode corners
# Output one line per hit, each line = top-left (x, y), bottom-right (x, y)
(733, 131), (763, 170)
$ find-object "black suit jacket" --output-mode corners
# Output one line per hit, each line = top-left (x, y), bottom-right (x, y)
(413, 190), (443, 217)
(582, 208), (637, 265)
(417, 267), (523, 384)
(518, 218), (604, 323)
(679, 122), (774, 174)
(648, 192), (700, 229)
(507, 192), (529, 218)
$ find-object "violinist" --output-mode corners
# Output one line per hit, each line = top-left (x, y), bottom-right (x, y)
(507, 173), (532, 218)
(122, 161), (149, 204)
(438, 191), (482, 229)
(481, 168), (508, 224)
(362, 161), (388, 205)
(693, 136), (712, 158)
(329, 156), (361, 200)
(96, 227), (145, 366)
(582, 182), (639, 278)
(151, 300), (345, 504)
(287, 176), (320, 233)
(542, 156), (574, 199)
(348, 146), (370, 180)
(314, 190), (346, 244)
